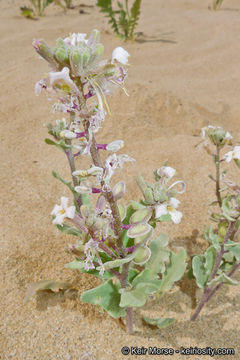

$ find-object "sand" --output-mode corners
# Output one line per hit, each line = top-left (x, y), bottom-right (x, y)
(1, 0), (240, 359)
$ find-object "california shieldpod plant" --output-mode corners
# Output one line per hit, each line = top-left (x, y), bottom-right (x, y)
(32, 30), (187, 334)
(189, 126), (240, 321)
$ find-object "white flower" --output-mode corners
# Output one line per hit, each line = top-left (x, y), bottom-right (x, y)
(157, 166), (176, 179)
(59, 130), (77, 139)
(64, 33), (87, 46)
(224, 146), (240, 163)
(51, 197), (75, 226)
(106, 140), (124, 152)
(112, 47), (130, 65)
(155, 198), (182, 224)
(49, 67), (80, 94)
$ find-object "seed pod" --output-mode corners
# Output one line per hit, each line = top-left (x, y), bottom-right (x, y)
(132, 246), (151, 265)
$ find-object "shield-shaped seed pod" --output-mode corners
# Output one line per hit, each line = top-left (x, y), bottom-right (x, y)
(130, 208), (152, 224)
(132, 246), (151, 265)
(117, 203), (126, 221)
(112, 181), (126, 201)
(127, 222), (152, 239)
(134, 227), (153, 245)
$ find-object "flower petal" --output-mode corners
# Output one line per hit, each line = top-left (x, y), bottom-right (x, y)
(155, 204), (168, 218)
(170, 209), (182, 224)
(112, 47), (130, 65)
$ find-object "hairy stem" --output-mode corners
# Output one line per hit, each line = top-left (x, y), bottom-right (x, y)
(82, 120), (124, 255)
(191, 221), (236, 321)
(65, 147), (82, 211)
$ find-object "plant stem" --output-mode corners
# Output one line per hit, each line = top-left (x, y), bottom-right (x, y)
(82, 120), (124, 255)
(215, 145), (222, 208)
(65, 148), (82, 211)
(191, 221), (236, 321)
(120, 262), (133, 334)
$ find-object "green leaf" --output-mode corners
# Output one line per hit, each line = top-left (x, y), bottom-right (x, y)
(45, 138), (71, 151)
(120, 286), (147, 308)
(225, 242), (240, 262)
(204, 246), (217, 276)
(207, 273), (238, 287)
(204, 226), (220, 250)
(145, 234), (169, 275)
(120, 280), (161, 308)
(56, 222), (82, 237)
(143, 317), (175, 329)
(96, 253), (135, 271)
(192, 255), (208, 289)
(221, 198), (237, 222)
(81, 280), (126, 318)
(128, 268), (140, 283)
(24, 280), (70, 303)
(65, 259), (84, 269)
(158, 248), (187, 295)
(129, 0), (141, 39)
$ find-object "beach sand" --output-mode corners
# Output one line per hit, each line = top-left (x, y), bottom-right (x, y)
(1, 0), (240, 359)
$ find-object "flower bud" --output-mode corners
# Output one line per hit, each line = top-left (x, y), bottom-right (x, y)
(88, 43), (104, 65)
(33, 39), (59, 70)
(106, 140), (124, 152)
(54, 48), (69, 65)
(87, 29), (100, 49)
(132, 246), (151, 265)
(59, 130), (76, 139)
(201, 126), (232, 147)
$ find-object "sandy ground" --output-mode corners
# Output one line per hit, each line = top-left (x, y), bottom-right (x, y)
(1, 0), (240, 359)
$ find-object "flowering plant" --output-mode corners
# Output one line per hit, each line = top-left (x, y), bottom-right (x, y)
(32, 30), (187, 333)
(190, 126), (240, 320)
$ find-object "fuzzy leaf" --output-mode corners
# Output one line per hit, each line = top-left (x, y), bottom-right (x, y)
(45, 138), (71, 151)
(207, 273), (238, 287)
(205, 226), (221, 250)
(24, 280), (70, 303)
(158, 248), (187, 295)
(145, 234), (169, 276)
(225, 242), (240, 262)
(143, 317), (175, 329)
(65, 259), (85, 269)
(120, 280), (161, 308)
(96, 253), (135, 271)
(56, 222), (82, 237)
(192, 255), (208, 289)
(81, 280), (125, 318)
(204, 246), (217, 276)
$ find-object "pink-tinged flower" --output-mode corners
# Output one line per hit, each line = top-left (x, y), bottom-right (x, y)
(84, 239), (105, 274)
(112, 47), (130, 65)
(104, 153), (135, 182)
(35, 79), (48, 95)
(49, 67), (80, 94)
(51, 197), (75, 226)
(155, 197), (183, 224)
